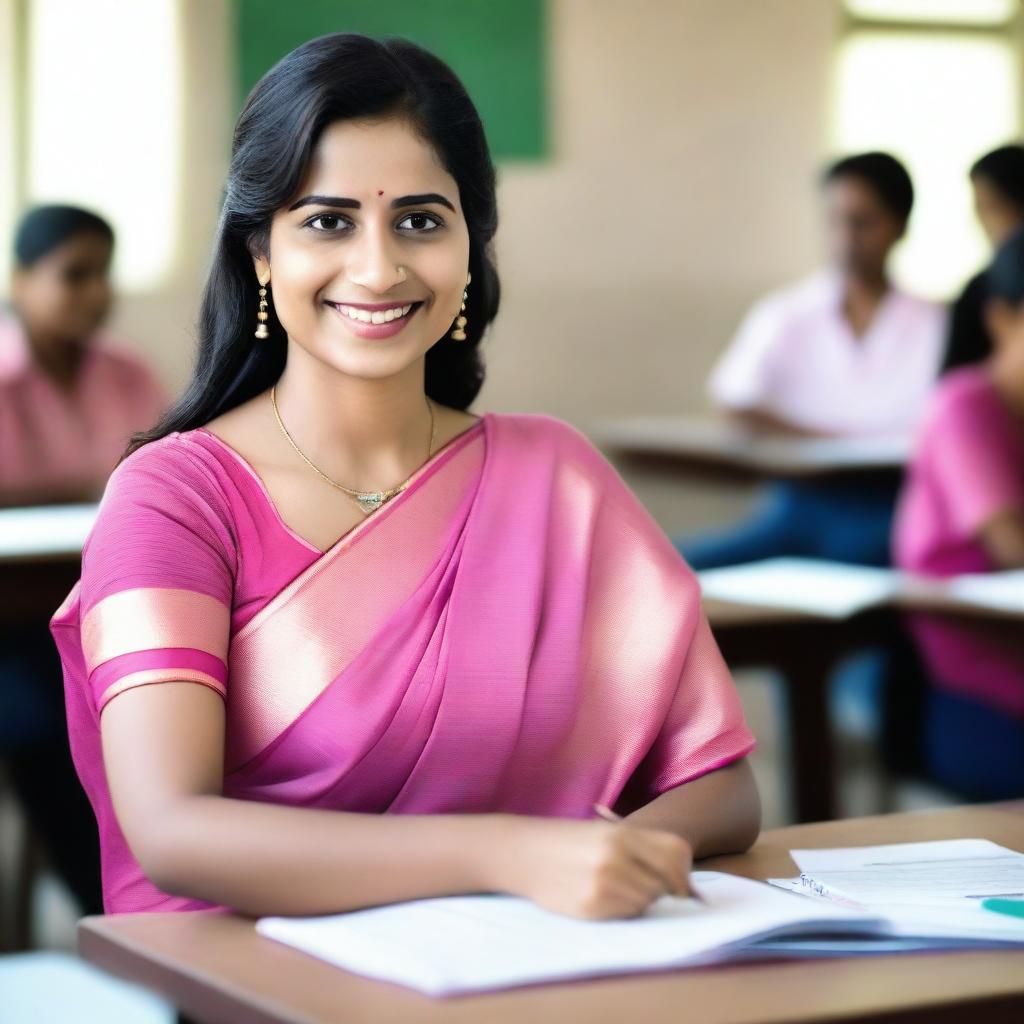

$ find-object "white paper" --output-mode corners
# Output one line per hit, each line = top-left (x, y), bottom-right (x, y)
(787, 839), (1024, 944)
(256, 870), (879, 996)
(698, 558), (900, 618)
(945, 570), (1024, 615)
(0, 503), (98, 557)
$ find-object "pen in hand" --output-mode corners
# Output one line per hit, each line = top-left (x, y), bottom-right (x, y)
(591, 803), (705, 904)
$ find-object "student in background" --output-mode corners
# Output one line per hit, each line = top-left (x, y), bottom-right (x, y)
(0, 204), (168, 505)
(942, 144), (1024, 374)
(0, 205), (168, 919)
(677, 152), (946, 570)
(893, 227), (1024, 799)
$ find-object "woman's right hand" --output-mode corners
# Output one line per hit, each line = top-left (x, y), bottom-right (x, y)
(490, 815), (694, 920)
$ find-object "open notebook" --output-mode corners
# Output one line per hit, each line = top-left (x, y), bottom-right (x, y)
(255, 864), (1024, 996)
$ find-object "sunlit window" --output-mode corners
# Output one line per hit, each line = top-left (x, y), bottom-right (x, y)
(26, 0), (181, 290)
(845, 0), (1017, 25)
(0, 0), (18, 290)
(832, 6), (1021, 300)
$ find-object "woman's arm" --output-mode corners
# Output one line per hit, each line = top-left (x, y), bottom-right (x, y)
(623, 758), (761, 860)
(102, 682), (695, 919)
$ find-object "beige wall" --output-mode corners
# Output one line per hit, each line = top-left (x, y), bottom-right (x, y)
(483, 0), (839, 423)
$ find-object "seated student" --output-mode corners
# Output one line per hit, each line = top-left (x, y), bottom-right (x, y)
(677, 152), (946, 569)
(942, 144), (1024, 374)
(0, 205), (168, 918)
(49, 34), (760, 922)
(0, 204), (168, 505)
(893, 227), (1024, 798)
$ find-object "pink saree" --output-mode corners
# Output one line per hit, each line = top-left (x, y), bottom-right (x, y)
(50, 411), (756, 914)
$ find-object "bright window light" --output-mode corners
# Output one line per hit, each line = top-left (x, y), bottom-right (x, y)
(0, 0), (17, 290)
(832, 30), (1020, 300)
(26, 0), (181, 290)
(845, 0), (1018, 24)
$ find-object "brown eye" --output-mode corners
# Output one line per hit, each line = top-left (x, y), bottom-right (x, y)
(396, 212), (442, 233)
(307, 214), (349, 233)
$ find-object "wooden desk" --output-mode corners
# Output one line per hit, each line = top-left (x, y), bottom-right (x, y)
(591, 415), (910, 481)
(77, 802), (1024, 1024)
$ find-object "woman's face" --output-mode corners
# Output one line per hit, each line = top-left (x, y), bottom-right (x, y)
(972, 174), (1024, 248)
(258, 116), (471, 381)
(11, 232), (113, 346)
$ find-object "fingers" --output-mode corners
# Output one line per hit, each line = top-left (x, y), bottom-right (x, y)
(620, 828), (692, 898)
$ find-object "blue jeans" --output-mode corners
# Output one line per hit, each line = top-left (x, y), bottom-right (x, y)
(673, 477), (901, 570)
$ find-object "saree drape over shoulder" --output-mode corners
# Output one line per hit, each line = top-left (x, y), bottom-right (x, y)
(51, 411), (756, 914)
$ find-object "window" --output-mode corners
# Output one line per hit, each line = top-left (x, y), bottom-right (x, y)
(23, 0), (182, 289)
(832, 1), (1021, 299)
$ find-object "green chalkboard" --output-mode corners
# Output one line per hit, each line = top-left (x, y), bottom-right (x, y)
(235, 0), (547, 160)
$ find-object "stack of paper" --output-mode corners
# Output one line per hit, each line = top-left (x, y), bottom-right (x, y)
(698, 558), (900, 618)
(769, 839), (1024, 946)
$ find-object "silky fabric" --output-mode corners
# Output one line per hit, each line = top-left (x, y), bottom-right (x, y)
(51, 411), (756, 914)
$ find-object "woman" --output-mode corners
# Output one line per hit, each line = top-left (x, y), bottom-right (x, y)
(1, 204), (168, 505)
(942, 145), (1024, 375)
(50, 34), (760, 921)
(894, 227), (1024, 799)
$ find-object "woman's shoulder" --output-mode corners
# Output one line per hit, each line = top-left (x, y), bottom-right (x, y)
(98, 431), (235, 538)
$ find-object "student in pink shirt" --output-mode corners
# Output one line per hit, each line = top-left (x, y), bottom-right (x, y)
(893, 227), (1024, 797)
(1, 205), (168, 918)
(0, 205), (169, 506)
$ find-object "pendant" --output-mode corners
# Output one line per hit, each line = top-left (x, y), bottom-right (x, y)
(356, 491), (386, 514)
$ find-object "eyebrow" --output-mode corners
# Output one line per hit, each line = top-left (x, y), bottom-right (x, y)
(287, 192), (456, 213)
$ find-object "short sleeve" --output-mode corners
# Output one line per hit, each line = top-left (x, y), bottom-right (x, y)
(633, 608), (757, 800)
(707, 297), (784, 412)
(928, 384), (1024, 539)
(79, 437), (237, 715)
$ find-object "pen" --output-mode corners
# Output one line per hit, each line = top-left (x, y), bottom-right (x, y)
(592, 803), (705, 903)
(981, 898), (1024, 921)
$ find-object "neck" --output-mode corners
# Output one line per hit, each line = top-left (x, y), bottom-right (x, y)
(22, 325), (85, 387)
(842, 269), (888, 299)
(990, 360), (1024, 423)
(272, 341), (436, 491)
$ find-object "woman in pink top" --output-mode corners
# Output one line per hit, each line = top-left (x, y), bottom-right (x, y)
(50, 35), (760, 919)
(893, 227), (1024, 797)
(0, 204), (168, 506)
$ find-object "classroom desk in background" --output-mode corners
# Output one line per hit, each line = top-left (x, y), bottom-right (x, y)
(0, 504), (96, 623)
(704, 569), (1024, 824)
(78, 801), (1024, 1024)
(590, 415), (911, 481)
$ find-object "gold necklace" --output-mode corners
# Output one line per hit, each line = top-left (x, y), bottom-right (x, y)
(270, 385), (437, 514)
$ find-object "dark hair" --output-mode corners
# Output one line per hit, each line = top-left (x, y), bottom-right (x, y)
(821, 151), (914, 223)
(988, 226), (1024, 306)
(970, 144), (1024, 213)
(126, 32), (500, 457)
(14, 204), (114, 267)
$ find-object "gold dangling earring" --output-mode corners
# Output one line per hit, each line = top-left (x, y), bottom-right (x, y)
(255, 281), (270, 339)
(451, 272), (471, 340)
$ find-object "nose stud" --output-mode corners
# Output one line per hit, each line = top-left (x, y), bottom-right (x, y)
(396, 265), (407, 282)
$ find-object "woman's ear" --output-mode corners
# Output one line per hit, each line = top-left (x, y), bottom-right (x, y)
(252, 253), (271, 287)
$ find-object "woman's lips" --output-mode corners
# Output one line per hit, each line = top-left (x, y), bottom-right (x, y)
(325, 300), (423, 340)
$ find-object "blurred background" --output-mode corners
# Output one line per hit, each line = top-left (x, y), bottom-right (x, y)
(1, 0), (1022, 1014)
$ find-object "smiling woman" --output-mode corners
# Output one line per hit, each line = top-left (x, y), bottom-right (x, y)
(48, 33), (760, 923)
